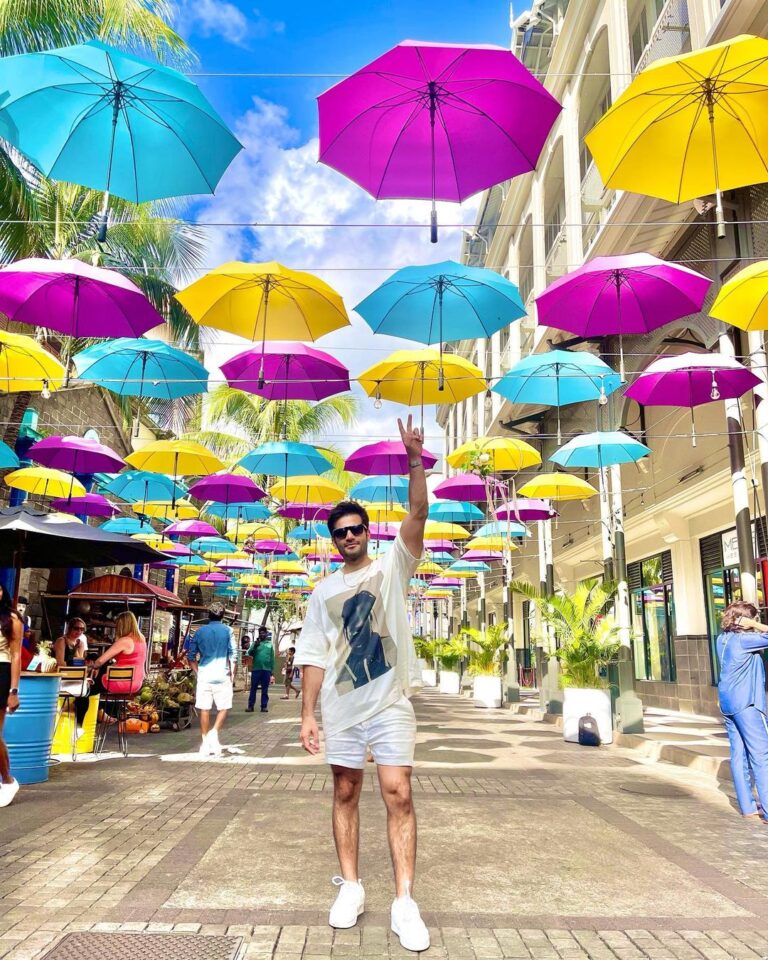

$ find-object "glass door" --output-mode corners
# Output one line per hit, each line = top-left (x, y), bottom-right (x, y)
(706, 566), (741, 682)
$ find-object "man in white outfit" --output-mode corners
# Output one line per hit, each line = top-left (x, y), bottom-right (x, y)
(295, 416), (429, 953)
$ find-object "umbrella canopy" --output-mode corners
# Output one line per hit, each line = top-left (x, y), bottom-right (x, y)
(5, 466), (85, 499)
(430, 577), (462, 588)
(266, 560), (307, 575)
(475, 520), (527, 538)
(100, 516), (150, 535)
(356, 260), (525, 343)
(204, 501), (271, 522)
(415, 561), (444, 577)
(0, 40), (241, 204)
(29, 435), (125, 474)
(318, 40), (560, 239)
(364, 503), (408, 523)
(189, 536), (238, 555)
(349, 475), (409, 505)
(495, 498), (556, 522)
(359, 348), (486, 407)
(447, 560), (489, 577)
(0, 442), (20, 470)
(217, 556), (258, 571)
(102, 471), (187, 504)
(710, 260), (768, 331)
(426, 551), (456, 565)
(221, 342), (351, 400)
(189, 474), (266, 504)
(345, 440), (438, 476)
(535, 255), (711, 380)
(461, 549), (504, 563)
(287, 522), (331, 541)
(50, 493), (119, 518)
(252, 539), (292, 556)
(269, 476), (345, 504)
(368, 522), (399, 541)
(239, 573), (271, 587)
(164, 519), (220, 538)
(446, 436), (541, 473)
(433, 473), (505, 502)
(126, 440), (224, 477)
(230, 523), (279, 543)
(238, 441), (333, 478)
(176, 261), (349, 346)
(0, 258), (163, 339)
(0, 328), (64, 393)
(428, 501), (485, 524)
(188, 572), (232, 584)
(74, 339), (209, 400)
(466, 536), (518, 552)
(132, 501), (199, 521)
(276, 503), (333, 521)
(551, 431), (651, 469)
(423, 521), (470, 541)
(518, 474), (598, 501)
(585, 35), (768, 234)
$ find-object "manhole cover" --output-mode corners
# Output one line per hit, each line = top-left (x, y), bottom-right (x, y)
(620, 781), (692, 798)
(42, 933), (242, 960)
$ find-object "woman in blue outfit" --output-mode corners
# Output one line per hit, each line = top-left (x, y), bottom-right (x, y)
(716, 601), (768, 821)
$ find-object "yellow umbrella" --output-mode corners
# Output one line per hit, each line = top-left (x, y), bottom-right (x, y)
(423, 520), (470, 541)
(465, 536), (518, 552)
(364, 502), (408, 522)
(416, 561), (444, 576)
(0, 329), (64, 394)
(126, 439), (224, 477)
(132, 535), (177, 551)
(447, 436), (541, 472)
(4, 467), (85, 499)
(132, 500), (199, 520)
(585, 35), (768, 236)
(358, 349), (486, 408)
(238, 573), (270, 587)
(269, 476), (345, 503)
(518, 474), (598, 501)
(266, 560), (306, 575)
(228, 522), (279, 542)
(710, 260), (768, 331)
(175, 261), (350, 352)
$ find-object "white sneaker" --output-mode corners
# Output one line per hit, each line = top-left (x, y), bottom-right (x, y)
(207, 730), (223, 757)
(0, 779), (19, 808)
(76, 726), (85, 740)
(199, 734), (213, 757)
(328, 876), (364, 928)
(391, 888), (430, 953)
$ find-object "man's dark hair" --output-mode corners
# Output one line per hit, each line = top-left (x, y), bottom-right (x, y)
(258, 625), (268, 633)
(327, 500), (370, 535)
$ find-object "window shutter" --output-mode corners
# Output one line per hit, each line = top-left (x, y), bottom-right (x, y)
(700, 533), (724, 575)
(661, 550), (673, 586)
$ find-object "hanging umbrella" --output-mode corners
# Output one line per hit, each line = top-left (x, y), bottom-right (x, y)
(535, 255), (711, 381)
(363, 503), (408, 524)
(50, 493), (119, 518)
(709, 260), (768, 331)
(447, 560), (489, 577)
(624, 352), (760, 446)
(29, 435), (125, 475)
(287, 522), (331, 541)
(446, 436), (541, 473)
(518, 474), (598, 501)
(239, 573), (271, 587)
(550, 431), (651, 469)
(433, 473), (506, 502)
(252, 540), (292, 556)
(349, 475), (409, 505)
(475, 520), (527, 538)
(126, 441), (224, 493)
(368, 522), (399, 542)
(492, 350), (622, 441)
(5, 467), (85, 499)
(266, 560), (307, 576)
(0, 40), (241, 237)
(269, 476), (345, 504)
(275, 502), (333, 521)
(133, 501), (199, 521)
(461, 549), (505, 563)
(188, 572), (232, 584)
(188, 474), (266, 504)
(0, 442), (19, 470)
(466, 536), (518, 552)
(204, 501), (271, 522)
(428, 501), (485, 524)
(221, 342), (351, 399)
(345, 440), (438, 476)
(584, 35), (768, 237)
(0, 328), (64, 395)
(318, 40), (561, 241)
(425, 551), (456, 565)
(415, 561), (444, 577)
(178, 555), (211, 570)
(102, 470), (187, 504)
(495, 498), (556, 522)
(217, 556), (258, 572)
(423, 521), (470, 541)
(430, 577), (462, 588)
(189, 536), (238, 556)
(229, 523), (279, 543)
(238, 441), (333, 478)
(100, 516), (150, 535)
(164, 519), (220, 538)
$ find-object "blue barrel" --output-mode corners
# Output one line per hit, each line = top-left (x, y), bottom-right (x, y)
(5, 674), (60, 784)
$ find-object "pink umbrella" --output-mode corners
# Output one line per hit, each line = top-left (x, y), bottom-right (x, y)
(318, 40), (560, 241)
(165, 519), (220, 538)
(461, 549), (504, 563)
(50, 493), (120, 518)
(197, 572), (232, 583)
(430, 577), (461, 588)
(495, 498), (557, 522)
(189, 474), (266, 503)
(253, 540), (291, 555)
(535, 253), (711, 381)
(221, 342), (351, 399)
(29, 435), (125, 474)
(433, 473), (505, 502)
(159, 542), (193, 558)
(277, 503), (333, 521)
(345, 440), (438, 476)
(217, 557), (258, 571)
(424, 540), (457, 553)
(625, 352), (761, 446)
(368, 521), (398, 541)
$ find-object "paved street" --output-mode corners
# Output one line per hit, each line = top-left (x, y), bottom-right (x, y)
(2, 690), (767, 960)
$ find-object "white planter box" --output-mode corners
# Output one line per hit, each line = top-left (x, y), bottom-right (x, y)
(421, 668), (437, 687)
(473, 675), (502, 709)
(562, 687), (613, 744)
(438, 670), (460, 695)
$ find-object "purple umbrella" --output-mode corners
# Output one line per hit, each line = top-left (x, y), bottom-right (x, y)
(461, 549), (504, 563)
(253, 540), (291, 555)
(221, 342), (351, 399)
(165, 519), (220, 538)
(495, 498), (557, 522)
(29, 435), (125, 474)
(369, 521), (398, 541)
(189, 474), (266, 504)
(430, 577), (461, 588)
(160, 542), (193, 558)
(536, 253), (711, 381)
(196, 572), (232, 583)
(625, 352), (760, 446)
(50, 493), (120, 518)
(318, 40), (560, 241)
(424, 539), (457, 553)
(433, 473), (505, 502)
(345, 440), (438, 476)
(277, 503), (333, 521)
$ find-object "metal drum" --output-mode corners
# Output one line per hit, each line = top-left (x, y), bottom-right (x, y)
(5, 674), (60, 784)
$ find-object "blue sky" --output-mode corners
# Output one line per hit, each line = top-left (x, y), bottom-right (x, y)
(172, 1), (517, 450)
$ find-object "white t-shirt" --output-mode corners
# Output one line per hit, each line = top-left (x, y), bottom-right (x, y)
(295, 534), (423, 737)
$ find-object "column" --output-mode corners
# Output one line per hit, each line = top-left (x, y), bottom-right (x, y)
(530, 178), (547, 298)
(607, 0), (632, 102)
(504, 551), (520, 703)
(748, 329), (768, 520)
(598, 466), (614, 581)
(561, 86), (584, 270)
(476, 339), (487, 436)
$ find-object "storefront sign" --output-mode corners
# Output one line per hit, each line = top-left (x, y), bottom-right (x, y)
(722, 524), (758, 568)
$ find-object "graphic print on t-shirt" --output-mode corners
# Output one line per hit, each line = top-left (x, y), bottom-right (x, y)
(328, 570), (397, 696)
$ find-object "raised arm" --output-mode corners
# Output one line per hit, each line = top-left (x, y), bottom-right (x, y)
(398, 414), (428, 558)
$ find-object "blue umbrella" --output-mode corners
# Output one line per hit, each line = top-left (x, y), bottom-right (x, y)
(550, 431), (651, 469)
(448, 560), (491, 575)
(0, 40), (241, 238)
(428, 500), (485, 524)
(0, 441), (19, 470)
(100, 516), (150, 535)
(492, 349), (622, 442)
(238, 441), (333, 477)
(425, 550), (456, 564)
(475, 520), (528, 538)
(349, 475), (409, 505)
(287, 522), (331, 541)
(102, 471), (188, 504)
(189, 536), (238, 555)
(74, 339), (209, 401)
(203, 501), (271, 522)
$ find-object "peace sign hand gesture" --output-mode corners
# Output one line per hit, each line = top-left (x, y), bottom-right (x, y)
(398, 414), (424, 462)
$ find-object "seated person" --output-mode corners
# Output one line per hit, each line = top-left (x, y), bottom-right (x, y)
(54, 617), (88, 667)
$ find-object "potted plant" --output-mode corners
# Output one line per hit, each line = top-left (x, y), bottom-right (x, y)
(437, 634), (468, 695)
(413, 636), (438, 687)
(510, 579), (621, 744)
(461, 624), (509, 708)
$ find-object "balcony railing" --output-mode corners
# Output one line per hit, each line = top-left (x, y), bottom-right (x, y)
(580, 159), (617, 252)
(634, 0), (691, 74)
(545, 227), (567, 285)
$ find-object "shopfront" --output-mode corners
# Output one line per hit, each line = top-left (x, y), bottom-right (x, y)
(628, 551), (676, 684)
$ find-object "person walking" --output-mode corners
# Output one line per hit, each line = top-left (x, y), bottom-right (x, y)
(188, 602), (237, 758)
(281, 646), (301, 700)
(0, 584), (22, 808)
(716, 600), (768, 822)
(246, 626), (274, 713)
(295, 416), (429, 953)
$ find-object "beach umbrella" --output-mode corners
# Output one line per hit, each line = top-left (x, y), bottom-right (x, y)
(345, 440), (438, 476)
(29, 435), (125, 475)
(518, 474), (598, 501)
(709, 261), (768, 331)
(624, 352), (761, 446)
(535, 255), (711, 381)
(164, 519), (220, 538)
(221, 342), (351, 399)
(350, 475), (409, 505)
(491, 350), (622, 441)
(238, 441), (333, 478)
(102, 471), (187, 504)
(188, 474), (266, 504)
(585, 35), (768, 238)
(50, 493), (119, 518)
(5, 467), (85, 499)
(550, 431), (651, 469)
(0, 442), (19, 470)
(176, 262), (350, 366)
(269, 476), (345, 504)
(318, 40), (560, 241)
(204, 501), (271, 522)
(423, 521), (470, 541)
(447, 436), (540, 473)
(433, 473), (506, 502)
(100, 516), (149, 535)
(495, 499), (556, 522)
(0, 328), (64, 394)
(132, 500), (199, 521)
(0, 40), (241, 236)
(428, 501), (484, 524)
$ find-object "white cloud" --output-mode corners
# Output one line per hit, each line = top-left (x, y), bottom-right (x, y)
(175, 1), (283, 47)
(196, 96), (479, 455)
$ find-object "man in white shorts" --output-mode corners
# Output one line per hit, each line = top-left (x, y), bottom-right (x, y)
(295, 416), (429, 953)
(187, 602), (237, 758)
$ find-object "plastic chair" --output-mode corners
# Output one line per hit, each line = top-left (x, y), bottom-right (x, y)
(95, 666), (135, 758)
(54, 666), (88, 761)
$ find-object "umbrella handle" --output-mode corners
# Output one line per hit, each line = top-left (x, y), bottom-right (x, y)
(430, 204), (438, 244)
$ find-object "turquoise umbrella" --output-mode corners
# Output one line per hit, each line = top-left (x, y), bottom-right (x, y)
(101, 471), (187, 504)
(428, 501), (485, 524)
(238, 441), (333, 478)
(287, 522), (331, 541)
(203, 502), (271, 522)
(550, 431), (651, 469)
(448, 560), (491, 575)
(0, 40), (241, 237)
(474, 520), (528, 538)
(189, 536), (238, 556)
(349, 475), (409, 505)
(100, 516), (150, 535)
(0, 442), (20, 470)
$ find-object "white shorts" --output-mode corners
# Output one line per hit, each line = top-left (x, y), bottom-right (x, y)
(325, 697), (417, 769)
(195, 678), (233, 711)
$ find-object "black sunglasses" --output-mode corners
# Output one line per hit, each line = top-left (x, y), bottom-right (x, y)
(331, 522), (368, 541)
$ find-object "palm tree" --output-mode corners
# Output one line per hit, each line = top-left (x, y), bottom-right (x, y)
(461, 624), (509, 677)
